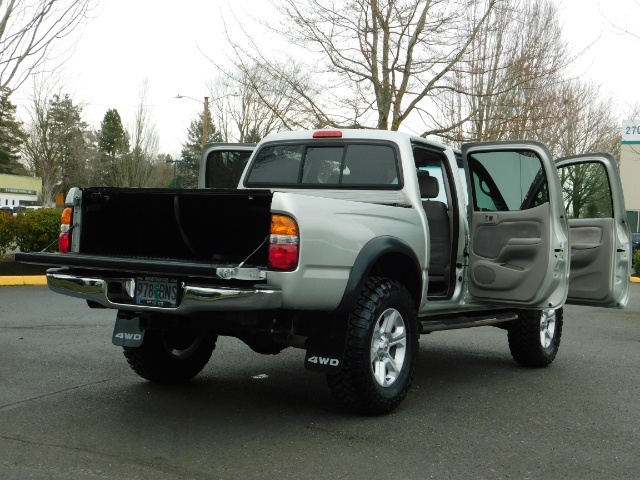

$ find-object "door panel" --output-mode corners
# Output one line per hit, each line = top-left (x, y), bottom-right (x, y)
(568, 220), (614, 301)
(556, 155), (630, 307)
(463, 141), (569, 308)
(470, 206), (549, 302)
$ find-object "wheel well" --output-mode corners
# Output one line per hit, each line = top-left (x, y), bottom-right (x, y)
(332, 236), (423, 315)
(370, 252), (422, 308)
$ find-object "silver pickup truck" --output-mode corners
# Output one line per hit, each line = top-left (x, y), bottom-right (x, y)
(18, 129), (630, 415)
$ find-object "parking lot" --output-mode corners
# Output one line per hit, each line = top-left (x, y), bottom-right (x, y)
(1, 285), (638, 479)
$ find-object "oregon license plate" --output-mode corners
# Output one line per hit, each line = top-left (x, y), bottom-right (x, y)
(135, 277), (179, 307)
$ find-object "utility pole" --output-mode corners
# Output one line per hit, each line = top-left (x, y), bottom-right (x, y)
(201, 96), (209, 149)
(176, 92), (238, 147)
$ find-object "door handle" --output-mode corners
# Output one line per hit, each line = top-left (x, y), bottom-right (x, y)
(483, 213), (497, 224)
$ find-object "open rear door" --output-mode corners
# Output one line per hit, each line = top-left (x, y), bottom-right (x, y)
(556, 154), (630, 308)
(462, 141), (569, 308)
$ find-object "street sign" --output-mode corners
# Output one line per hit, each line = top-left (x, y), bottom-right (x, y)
(622, 120), (640, 144)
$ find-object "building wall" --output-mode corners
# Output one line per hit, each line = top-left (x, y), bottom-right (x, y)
(0, 174), (42, 209)
(621, 120), (640, 231)
(620, 144), (640, 210)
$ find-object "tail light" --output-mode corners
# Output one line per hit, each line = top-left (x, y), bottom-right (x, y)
(269, 214), (299, 271)
(59, 207), (73, 252)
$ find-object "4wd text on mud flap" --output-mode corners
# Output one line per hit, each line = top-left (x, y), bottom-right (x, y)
(307, 356), (340, 366)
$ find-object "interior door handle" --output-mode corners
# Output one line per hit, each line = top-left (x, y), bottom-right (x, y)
(483, 213), (497, 224)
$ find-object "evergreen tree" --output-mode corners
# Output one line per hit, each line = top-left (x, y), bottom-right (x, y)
(98, 109), (129, 156)
(244, 127), (262, 144)
(178, 110), (222, 188)
(97, 109), (129, 185)
(48, 94), (92, 192)
(0, 87), (27, 175)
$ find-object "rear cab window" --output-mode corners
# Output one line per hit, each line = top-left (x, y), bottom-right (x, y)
(244, 141), (401, 189)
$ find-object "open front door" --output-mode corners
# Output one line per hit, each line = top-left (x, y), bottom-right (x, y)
(556, 154), (630, 308)
(462, 141), (569, 308)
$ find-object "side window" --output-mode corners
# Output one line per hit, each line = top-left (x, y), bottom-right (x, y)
(557, 162), (612, 219)
(468, 150), (548, 212)
(413, 147), (452, 206)
(342, 145), (398, 185)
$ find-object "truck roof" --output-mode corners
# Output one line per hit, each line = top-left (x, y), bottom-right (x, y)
(258, 129), (452, 151)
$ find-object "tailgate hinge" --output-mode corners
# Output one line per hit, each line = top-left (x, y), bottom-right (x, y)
(216, 267), (267, 280)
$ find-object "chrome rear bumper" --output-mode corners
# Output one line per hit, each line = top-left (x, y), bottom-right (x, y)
(46, 270), (282, 314)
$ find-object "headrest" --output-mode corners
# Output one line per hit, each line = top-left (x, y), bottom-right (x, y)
(416, 170), (439, 198)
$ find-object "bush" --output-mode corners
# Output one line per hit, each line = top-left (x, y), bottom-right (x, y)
(634, 249), (640, 276)
(0, 212), (18, 255)
(14, 209), (61, 253)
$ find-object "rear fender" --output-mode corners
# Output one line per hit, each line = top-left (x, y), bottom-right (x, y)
(304, 237), (421, 374)
(333, 236), (422, 315)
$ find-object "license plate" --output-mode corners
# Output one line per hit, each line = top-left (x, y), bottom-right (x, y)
(135, 277), (179, 307)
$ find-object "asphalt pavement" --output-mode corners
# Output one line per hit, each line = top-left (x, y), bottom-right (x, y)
(0, 285), (638, 479)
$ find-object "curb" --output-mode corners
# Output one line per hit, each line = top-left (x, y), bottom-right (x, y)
(0, 275), (47, 286)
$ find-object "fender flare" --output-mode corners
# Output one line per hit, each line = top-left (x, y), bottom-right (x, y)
(332, 236), (422, 315)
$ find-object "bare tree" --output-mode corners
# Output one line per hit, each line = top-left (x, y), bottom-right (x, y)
(0, 0), (95, 90)
(543, 80), (621, 159)
(602, 0), (640, 42)
(207, 62), (319, 143)
(22, 78), (60, 206)
(440, 0), (574, 144)
(21, 75), (93, 206)
(111, 80), (162, 187)
(517, 77), (620, 220)
(128, 80), (159, 185)
(222, 0), (498, 134)
(553, 84), (621, 220)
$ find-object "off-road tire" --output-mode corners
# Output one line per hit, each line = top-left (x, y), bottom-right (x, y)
(508, 308), (563, 367)
(123, 328), (217, 383)
(327, 277), (418, 415)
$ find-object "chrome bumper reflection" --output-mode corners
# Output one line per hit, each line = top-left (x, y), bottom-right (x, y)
(46, 270), (282, 314)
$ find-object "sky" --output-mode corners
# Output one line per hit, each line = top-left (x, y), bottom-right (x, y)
(13, 0), (640, 158)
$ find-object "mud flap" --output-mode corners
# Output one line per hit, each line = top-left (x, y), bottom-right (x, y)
(304, 314), (348, 374)
(112, 313), (145, 347)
